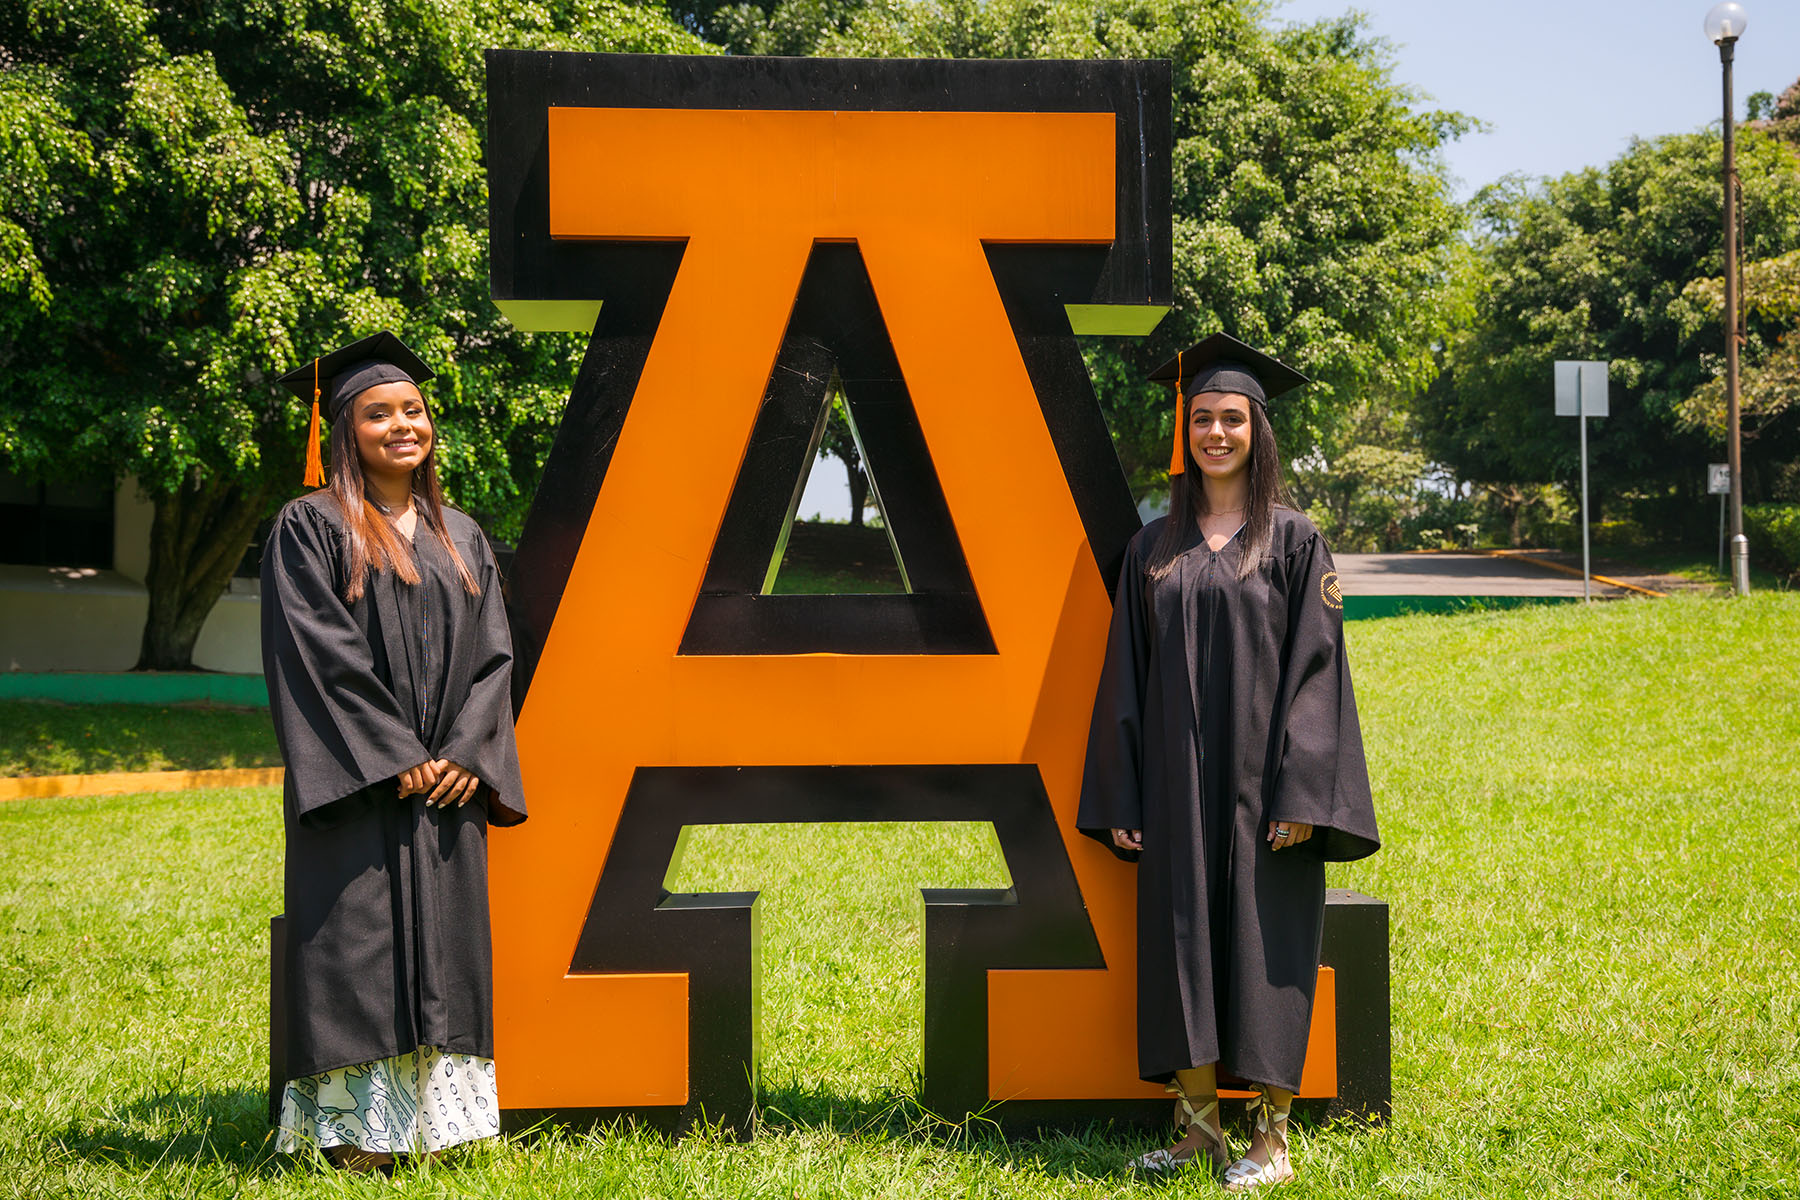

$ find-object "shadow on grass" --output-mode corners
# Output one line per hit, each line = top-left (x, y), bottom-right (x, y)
(46, 1084), (502, 1187)
(498, 1075), (1150, 1181)
(47, 1085), (293, 1179)
(56, 1078), (1349, 1189)
(748, 1076), (1366, 1185)
(750, 1075), (1156, 1182)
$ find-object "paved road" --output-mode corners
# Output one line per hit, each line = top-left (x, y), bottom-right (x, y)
(1334, 553), (1628, 597)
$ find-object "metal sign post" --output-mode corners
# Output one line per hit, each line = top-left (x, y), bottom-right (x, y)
(1709, 463), (1731, 576)
(1555, 361), (1609, 602)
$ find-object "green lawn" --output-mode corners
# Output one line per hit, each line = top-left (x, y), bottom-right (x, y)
(0, 701), (279, 777)
(1, 593), (1797, 1198)
(770, 520), (906, 595)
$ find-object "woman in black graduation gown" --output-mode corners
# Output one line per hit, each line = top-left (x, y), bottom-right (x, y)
(1078, 334), (1378, 1190)
(262, 332), (526, 1171)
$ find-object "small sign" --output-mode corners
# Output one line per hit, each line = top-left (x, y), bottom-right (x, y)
(1708, 463), (1731, 495)
(1555, 361), (1609, 417)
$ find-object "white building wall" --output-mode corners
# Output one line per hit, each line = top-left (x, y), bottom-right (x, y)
(0, 477), (263, 674)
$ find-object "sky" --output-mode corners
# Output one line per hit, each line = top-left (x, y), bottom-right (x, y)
(1273, 0), (1800, 198)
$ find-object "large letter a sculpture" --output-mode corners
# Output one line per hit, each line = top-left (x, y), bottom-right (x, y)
(484, 52), (1385, 1131)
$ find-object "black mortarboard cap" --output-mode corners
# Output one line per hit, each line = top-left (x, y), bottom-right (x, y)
(277, 330), (434, 422)
(276, 331), (435, 486)
(1148, 333), (1309, 475)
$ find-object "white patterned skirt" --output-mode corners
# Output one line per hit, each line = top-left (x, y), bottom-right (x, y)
(276, 1046), (500, 1155)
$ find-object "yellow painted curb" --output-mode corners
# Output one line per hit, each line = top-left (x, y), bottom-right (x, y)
(0, 766), (284, 802)
(1484, 550), (1669, 598)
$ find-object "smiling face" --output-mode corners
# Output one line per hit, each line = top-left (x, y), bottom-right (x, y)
(1186, 390), (1254, 483)
(351, 380), (433, 482)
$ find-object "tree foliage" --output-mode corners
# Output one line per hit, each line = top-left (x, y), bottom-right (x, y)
(1422, 127), (1800, 519)
(801, 0), (1471, 495)
(673, 0), (869, 54)
(818, 390), (872, 527)
(1677, 247), (1800, 451)
(1288, 397), (1432, 551)
(1674, 84), (1800, 497)
(0, 0), (709, 668)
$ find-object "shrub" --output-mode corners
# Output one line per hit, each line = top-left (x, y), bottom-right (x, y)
(1744, 503), (1800, 581)
(1592, 517), (1654, 551)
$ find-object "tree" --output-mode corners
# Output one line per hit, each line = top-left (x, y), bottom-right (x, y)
(1677, 248), (1800, 455)
(1288, 395), (1431, 551)
(1421, 127), (1800, 526)
(1676, 78), (1800, 500)
(0, 0), (709, 669)
(810, 0), (1471, 493)
(656, 0), (872, 54)
(663, 0), (870, 54)
(818, 391), (872, 527)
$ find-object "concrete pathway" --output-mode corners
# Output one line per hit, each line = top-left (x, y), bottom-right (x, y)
(1333, 550), (1710, 604)
(1334, 552), (1623, 598)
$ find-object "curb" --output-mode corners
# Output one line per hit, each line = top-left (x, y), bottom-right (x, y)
(0, 766), (284, 803)
(1483, 550), (1669, 598)
(0, 672), (268, 707)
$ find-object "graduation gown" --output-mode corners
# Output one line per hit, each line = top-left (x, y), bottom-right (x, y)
(1077, 507), (1377, 1091)
(261, 492), (526, 1081)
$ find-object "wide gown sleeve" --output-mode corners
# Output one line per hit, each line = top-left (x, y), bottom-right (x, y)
(260, 500), (432, 824)
(1077, 539), (1151, 862)
(1270, 532), (1380, 862)
(435, 532), (527, 827)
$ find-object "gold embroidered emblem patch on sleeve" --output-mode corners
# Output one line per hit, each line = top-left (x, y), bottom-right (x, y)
(1320, 570), (1344, 610)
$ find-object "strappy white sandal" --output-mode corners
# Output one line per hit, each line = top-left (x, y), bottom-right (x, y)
(1130, 1090), (1227, 1176)
(1222, 1090), (1294, 1191)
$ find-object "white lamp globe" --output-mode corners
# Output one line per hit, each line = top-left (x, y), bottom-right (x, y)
(1704, 2), (1748, 43)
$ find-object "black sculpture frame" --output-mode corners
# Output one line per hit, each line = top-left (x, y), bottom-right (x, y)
(464, 49), (1392, 1135)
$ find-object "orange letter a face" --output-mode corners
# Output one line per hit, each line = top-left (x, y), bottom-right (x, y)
(486, 53), (1182, 1129)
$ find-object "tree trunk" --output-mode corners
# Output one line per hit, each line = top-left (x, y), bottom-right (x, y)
(1498, 485), (1523, 546)
(846, 462), (868, 529)
(135, 474), (279, 671)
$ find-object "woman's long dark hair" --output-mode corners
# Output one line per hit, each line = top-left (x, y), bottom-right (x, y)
(1147, 397), (1290, 582)
(324, 397), (479, 603)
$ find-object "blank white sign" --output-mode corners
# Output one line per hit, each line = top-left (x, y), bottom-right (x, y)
(1555, 360), (1609, 417)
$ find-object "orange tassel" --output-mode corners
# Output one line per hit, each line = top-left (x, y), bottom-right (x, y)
(302, 358), (325, 488)
(1167, 350), (1185, 476)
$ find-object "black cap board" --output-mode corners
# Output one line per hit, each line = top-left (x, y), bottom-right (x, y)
(276, 330), (435, 424)
(1148, 332), (1309, 405)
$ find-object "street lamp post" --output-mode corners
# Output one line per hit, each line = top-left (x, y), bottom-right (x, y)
(1705, 2), (1751, 595)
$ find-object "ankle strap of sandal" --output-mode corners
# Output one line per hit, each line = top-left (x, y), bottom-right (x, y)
(1247, 1090), (1291, 1138)
(1166, 1081), (1219, 1125)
